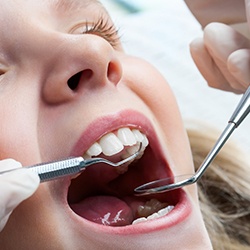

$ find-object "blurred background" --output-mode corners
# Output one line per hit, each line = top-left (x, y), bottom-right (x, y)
(100, 0), (250, 153)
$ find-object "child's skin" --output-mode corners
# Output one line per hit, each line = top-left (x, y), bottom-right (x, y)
(0, 0), (212, 249)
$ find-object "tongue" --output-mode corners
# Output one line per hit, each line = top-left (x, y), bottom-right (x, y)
(70, 196), (134, 226)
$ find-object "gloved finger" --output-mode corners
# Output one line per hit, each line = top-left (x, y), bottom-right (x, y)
(0, 212), (11, 232)
(203, 22), (250, 92)
(0, 159), (22, 171)
(190, 23), (250, 93)
(0, 165), (39, 231)
(228, 48), (250, 89)
(190, 37), (241, 93)
(246, 0), (250, 18)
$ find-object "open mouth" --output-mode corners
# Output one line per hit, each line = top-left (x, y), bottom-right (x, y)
(67, 127), (181, 227)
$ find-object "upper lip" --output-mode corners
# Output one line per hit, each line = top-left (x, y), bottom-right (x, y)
(70, 110), (154, 157)
(49, 109), (190, 233)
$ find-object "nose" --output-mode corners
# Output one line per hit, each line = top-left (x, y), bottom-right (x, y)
(42, 35), (123, 104)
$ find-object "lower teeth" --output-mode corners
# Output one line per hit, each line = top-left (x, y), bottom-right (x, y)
(132, 205), (174, 225)
(132, 199), (174, 225)
(137, 199), (169, 217)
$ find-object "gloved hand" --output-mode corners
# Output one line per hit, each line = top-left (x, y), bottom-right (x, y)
(185, 0), (250, 94)
(190, 22), (250, 94)
(0, 159), (39, 232)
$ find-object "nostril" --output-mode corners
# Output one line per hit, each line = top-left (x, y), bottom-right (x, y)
(67, 71), (83, 90)
(67, 70), (93, 91)
(107, 61), (122, 85)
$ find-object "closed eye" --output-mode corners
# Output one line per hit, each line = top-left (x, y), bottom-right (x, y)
(71, 16), (121, 48)
(0, 69), (6, 79)
(83, 17), (120, 47)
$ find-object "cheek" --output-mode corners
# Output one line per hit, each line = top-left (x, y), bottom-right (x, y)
(123, 57), (194, 174)
(122, 57), (182, 124)
(0, 101), (40, 164)
(154, 85), (193, 176)
(123, 57), (186, 139)
(0, 186), (67, 249)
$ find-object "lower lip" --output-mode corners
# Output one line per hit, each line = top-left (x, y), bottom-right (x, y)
(66, 188), (192, 235)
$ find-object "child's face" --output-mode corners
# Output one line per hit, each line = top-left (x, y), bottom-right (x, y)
(0, 0), (211, 249)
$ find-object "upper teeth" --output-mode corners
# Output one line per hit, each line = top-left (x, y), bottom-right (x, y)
(84, 127), (148, 159)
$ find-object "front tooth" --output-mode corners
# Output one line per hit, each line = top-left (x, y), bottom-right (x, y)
(117, 127), (137, 146)
(147, 205), (174, 220)
(132, 217), (147, 225)
(132, 129), (144, 142)
(157, 206), (174, 217)
(82, 153), (91, 160)
(142, 134), (149, 148)
(132, 205), (174, 225)
(147, 212), (160, 220)
(126, 143), (140, 156)
(86, 142), (102, 157)
(99, 132), (124, 156)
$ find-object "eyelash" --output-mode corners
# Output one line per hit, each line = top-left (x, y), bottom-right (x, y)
(0, 69), (5, 76)
(83, 17), (120, 48)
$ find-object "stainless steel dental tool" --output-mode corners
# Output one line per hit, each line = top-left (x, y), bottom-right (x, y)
(0, 143), (142, 182)
(134, 86), (250, 196)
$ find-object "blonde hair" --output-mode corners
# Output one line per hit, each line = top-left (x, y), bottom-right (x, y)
(187, 122), (250, 250)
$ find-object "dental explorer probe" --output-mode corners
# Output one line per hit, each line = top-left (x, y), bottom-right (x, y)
(134, 86), (250, 196)
(0, 143), (142, 182)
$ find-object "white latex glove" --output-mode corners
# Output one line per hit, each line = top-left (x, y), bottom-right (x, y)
(189, 22), (250, 94)
(186, 0), (250, 94)
(0, 159), (39, 232)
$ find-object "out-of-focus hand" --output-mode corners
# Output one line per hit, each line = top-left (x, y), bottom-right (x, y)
(189, 22), (250, 94)
(184, 0), (250, 94)
(0, 159), (39, 232)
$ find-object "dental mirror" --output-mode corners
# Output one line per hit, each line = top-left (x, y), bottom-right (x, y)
(135, 85), (250, 196)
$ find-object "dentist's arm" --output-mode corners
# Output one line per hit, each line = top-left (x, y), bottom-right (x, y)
(0, 159), (39, 232)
